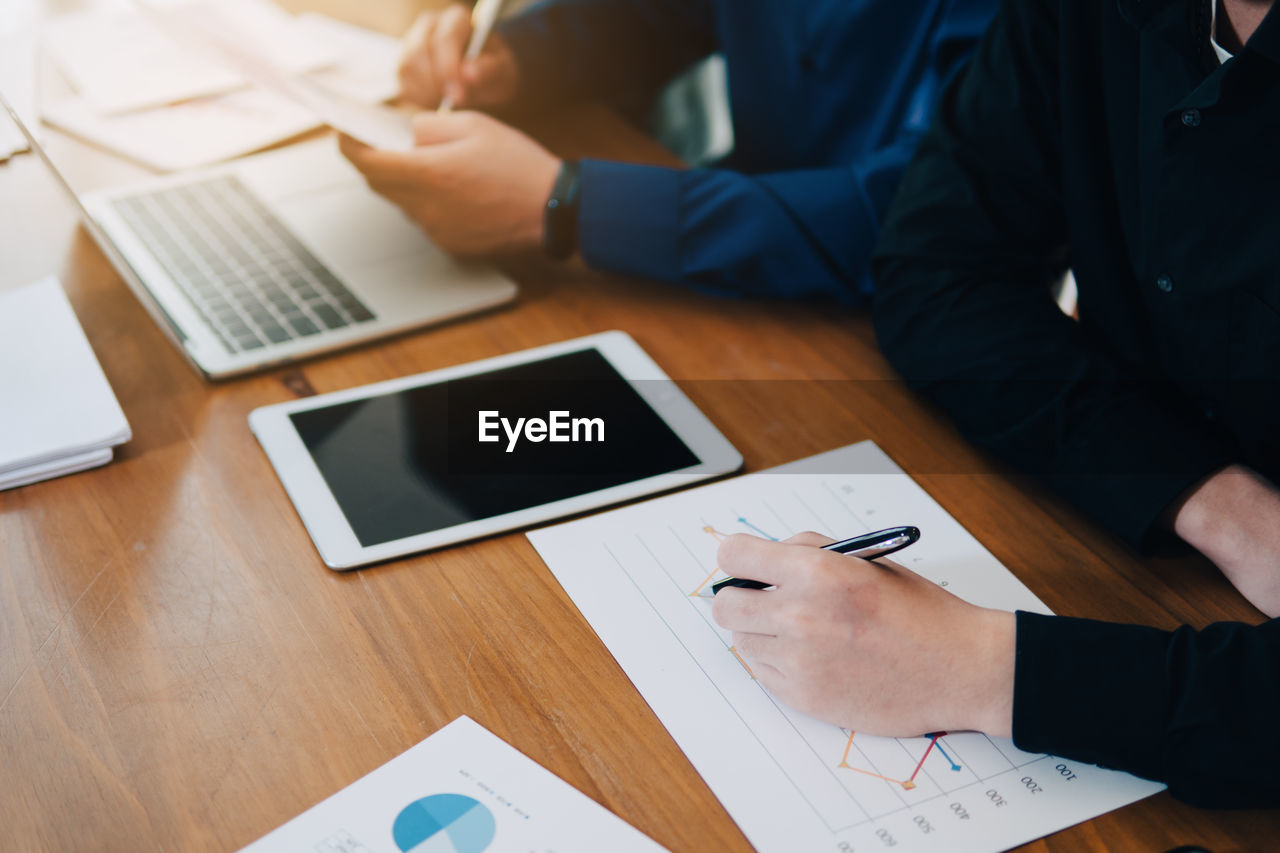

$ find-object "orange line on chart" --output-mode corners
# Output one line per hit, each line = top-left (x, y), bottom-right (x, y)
(836, 730), (949, 790)
(690, 565), (721, 597)
(690, 527), (731, 596)
(703, 526), (729, 542)
(728, 646), (756, 679)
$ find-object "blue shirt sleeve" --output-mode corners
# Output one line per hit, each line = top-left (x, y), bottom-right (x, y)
(576, 141), (921, 304)
(501, 0), (992, 305)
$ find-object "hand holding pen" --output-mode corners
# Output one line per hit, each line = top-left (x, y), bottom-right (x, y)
(708, 525), (921, 595)
(709, 529), (1018, 739)
(397, 1), (519, 113)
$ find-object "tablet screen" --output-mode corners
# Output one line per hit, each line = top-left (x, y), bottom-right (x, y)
(289, 348), (701, 547)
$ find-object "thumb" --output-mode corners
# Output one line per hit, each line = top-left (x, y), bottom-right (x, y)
(461, 52), (505, 85)
(410, 111), (477, 147)
(783, 531), (836, 548)
(457, 54), (507, 108)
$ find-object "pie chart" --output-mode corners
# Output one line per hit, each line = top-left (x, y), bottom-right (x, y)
(391, 794), (496, 853)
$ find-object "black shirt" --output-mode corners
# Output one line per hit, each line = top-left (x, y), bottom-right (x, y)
(872, 0), (1280, 806)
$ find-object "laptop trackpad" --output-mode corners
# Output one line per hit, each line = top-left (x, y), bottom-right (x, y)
(234, 140), (441, 270)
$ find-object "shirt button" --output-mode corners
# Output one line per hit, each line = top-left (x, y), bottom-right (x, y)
(1156, 272), (1175, 292)
(1181, 109), (1201, 127)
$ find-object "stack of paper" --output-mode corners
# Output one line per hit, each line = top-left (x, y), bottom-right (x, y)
(0, 277), (131, 491)
(40, 1), (403, 171)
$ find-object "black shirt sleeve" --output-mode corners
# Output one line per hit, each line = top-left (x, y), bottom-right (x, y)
(870, 0), (1232, 551)
(1013, 611), (1280, 807)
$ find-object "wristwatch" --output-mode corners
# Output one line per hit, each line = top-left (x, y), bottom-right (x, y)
(543, 159), (582, 260)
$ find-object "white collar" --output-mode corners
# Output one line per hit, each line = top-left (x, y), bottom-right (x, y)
(1211, 0), (1236, 64)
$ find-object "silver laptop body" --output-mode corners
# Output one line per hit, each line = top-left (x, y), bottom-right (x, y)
(4, 90), (517, 380)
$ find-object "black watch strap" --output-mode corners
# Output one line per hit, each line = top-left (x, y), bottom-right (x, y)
(543, 159), (582, 260)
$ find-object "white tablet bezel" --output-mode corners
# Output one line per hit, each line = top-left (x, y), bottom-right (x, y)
(249, 331), (743, 569)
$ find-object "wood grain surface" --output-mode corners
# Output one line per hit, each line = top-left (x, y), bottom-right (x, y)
(3, 5), (1278, 851)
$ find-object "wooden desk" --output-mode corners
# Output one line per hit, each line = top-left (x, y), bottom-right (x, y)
(3, 13), (1277, 853)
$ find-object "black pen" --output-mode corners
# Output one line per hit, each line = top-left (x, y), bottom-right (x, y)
(708, 525), (921, 596)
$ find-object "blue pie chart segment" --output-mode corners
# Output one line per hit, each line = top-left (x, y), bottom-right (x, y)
(392, 794), (496, 853)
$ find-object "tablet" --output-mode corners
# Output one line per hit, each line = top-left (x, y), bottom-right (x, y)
(249, 331), (743, 569)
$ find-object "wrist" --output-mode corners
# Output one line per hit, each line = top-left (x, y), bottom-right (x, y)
(1170, 465), (1280, 616)
(963, 609), (1016, 737)
(542, 159), (581, 260)
(1172, 465), (1280, 560)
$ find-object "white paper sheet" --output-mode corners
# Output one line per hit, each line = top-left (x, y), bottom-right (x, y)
(43, 0), (336, 115)
(40, 10), (404, 171)
(240, 716), (666, 853)
(0, 447), (113, 491)
(527, 441), (1164, 852)
(296, 13), (401, 105)
(42, 87), (320, 172)
(0, 277), (130, 489)
(143, 2), (415, 150)
(0, 1), (39, 161)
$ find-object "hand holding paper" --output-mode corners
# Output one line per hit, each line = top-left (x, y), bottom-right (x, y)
(338, 111), (559, 255)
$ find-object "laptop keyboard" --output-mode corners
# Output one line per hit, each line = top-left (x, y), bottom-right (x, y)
(109, 175), (375, 354)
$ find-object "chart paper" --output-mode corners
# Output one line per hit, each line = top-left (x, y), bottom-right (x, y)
(527, 441), (1163, 852)
(241, 716), (664, 853)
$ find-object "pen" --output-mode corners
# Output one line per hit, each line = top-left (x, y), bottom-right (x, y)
(708, 526), (920, 596)
(438, 0), (506, 114)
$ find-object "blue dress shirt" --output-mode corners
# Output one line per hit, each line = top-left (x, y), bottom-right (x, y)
(498, 0), (997, 304)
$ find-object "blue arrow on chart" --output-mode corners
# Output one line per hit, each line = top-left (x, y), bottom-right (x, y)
(737, 517), (778, 540)
(935, 740), (962, 771)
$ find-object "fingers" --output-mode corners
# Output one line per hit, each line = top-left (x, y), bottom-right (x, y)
(784, 531), (836, 547)
(730, 632), (786, 693)
(712, 586), (783, 634)
(337, 132), (371, 165)
(340, 114), (476, 185)
(432, 4), (472, 105)
(750, 660), (787, 691)
(410, 111), (479, 147)
(397, 5), (472, 107)
(458, 43), (511, 107)
(461, 51), (501, 85)
(716, 533), (808, 587)
(338, 133), (429, 191)
(398, 12), (439, 106)
(731, 630), (777, 663)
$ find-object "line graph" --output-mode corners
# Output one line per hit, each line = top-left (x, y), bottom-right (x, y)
(838, 731), (962, 790)
(660, 499), (1046, 827)
(527, 441), (1164, 852)
(737, 516), (777, 540)
(688, 516), (778, 597)
(691, 519), (976, 784)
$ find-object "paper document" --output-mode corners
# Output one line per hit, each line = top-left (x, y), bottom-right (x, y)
(43, 0), (336, 115)
(295, 13), (402, 105)
(40, 9), (403, 171)
(143, 1), (415, 151)
(0, 2), (39, 161)
(0, 277), (130, 490)
(241, 716), (665, 853)
(263, 75), (415, 151)
(527, 441), (1164, 852)
(43, 88), (320, 172)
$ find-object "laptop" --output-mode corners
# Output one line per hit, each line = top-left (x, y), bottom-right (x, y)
(2, 97), (517, 380)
